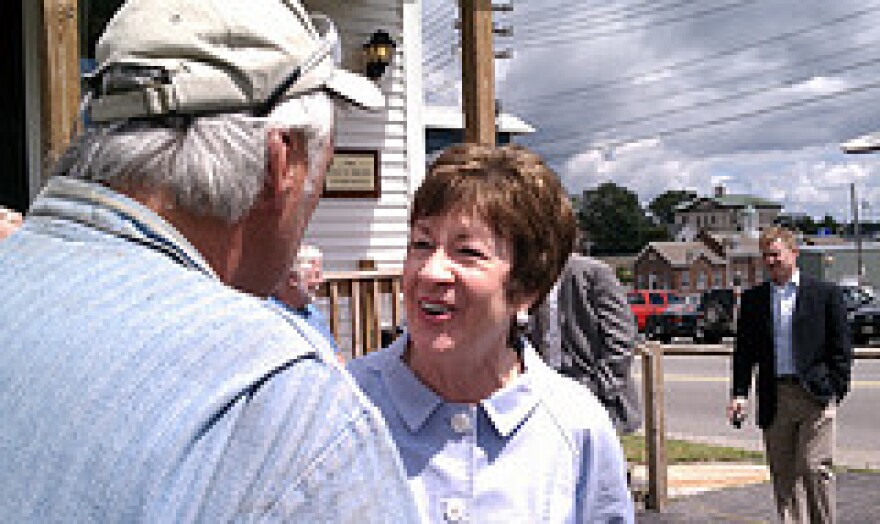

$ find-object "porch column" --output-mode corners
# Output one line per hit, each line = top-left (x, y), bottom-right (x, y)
(41, 0), (80, 178)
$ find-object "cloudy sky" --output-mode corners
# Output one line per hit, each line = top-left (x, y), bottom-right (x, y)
(422, 0), (880, 221)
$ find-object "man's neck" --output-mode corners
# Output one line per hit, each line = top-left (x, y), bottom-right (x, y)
(772, 269), (798, 287)
(112, 183), (246, 291)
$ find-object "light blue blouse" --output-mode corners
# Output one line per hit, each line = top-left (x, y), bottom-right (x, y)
(347, 334), (634, 523)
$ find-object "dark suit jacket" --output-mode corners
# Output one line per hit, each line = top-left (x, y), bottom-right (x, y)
(732, 275), (852, 428)
(532, 255), (642, 434)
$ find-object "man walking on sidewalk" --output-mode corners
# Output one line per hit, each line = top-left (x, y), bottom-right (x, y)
(728, 226), (852, 523)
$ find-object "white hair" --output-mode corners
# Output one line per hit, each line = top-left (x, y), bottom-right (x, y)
(55, 91), (335, 223)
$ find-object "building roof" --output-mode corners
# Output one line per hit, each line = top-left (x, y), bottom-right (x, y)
(675, 194), (782, 211)
(644, 241), (726, 267)
(424, 105), (535, 134)
(703, 232), (760, 256)
(802, 235), (848, 246)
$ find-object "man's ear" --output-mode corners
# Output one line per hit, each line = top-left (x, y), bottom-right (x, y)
(265, 130), (308, 200)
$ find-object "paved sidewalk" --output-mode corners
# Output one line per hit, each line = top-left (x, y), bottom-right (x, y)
(636, 471), (880, 523)
(631, 463), (770, 498)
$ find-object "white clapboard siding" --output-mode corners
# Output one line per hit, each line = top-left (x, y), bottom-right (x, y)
(301, 0), (423, 272)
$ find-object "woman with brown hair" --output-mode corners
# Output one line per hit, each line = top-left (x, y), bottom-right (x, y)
(348, 144), (633, 522)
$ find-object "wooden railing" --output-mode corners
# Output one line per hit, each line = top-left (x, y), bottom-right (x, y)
(317, 269), (403, 359)
(637, 342), (880, 512)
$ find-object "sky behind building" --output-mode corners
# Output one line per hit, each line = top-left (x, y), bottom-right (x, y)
(423, 0), (880, 221)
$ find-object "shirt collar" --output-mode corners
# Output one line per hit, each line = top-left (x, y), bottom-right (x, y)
(29, 177), (217, 278)
(371, 334), (543, 438)
(772, 269), (800, 291)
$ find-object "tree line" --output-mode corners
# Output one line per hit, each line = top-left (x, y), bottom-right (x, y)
(574, 182), (872, 256)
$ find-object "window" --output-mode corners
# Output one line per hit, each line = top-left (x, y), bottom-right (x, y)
(713, 269), (723, 288)
(681, 271), (690, 290)
(697, 272), (707, 291)
(649, 293), (665, 305)
(627, 293), (645, 305)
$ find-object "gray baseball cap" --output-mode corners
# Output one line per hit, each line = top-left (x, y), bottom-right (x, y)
(87, 0), (384, 123)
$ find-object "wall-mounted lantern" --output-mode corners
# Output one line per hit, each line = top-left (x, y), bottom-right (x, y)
(363, 30), (396, 80)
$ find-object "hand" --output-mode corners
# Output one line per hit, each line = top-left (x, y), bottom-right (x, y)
(727, 397), (747, 426)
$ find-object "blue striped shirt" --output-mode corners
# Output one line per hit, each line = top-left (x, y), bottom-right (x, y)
(0, 177), (418, 522)
(772, 271), (800, 376)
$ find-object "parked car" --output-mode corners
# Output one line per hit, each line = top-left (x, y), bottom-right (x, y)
(841, 284), (875, 312)
(644, 288), (739, 343)
(643, 302), (700, 343)
(696, 288), (738, 343)
(627, 289), (684, 332)
(850, 303), (880, 346)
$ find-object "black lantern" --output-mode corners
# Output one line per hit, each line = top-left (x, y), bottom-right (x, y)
(363, 30), (396, 80)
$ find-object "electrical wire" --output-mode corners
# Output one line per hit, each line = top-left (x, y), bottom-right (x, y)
(505, 3), (880, 104)
(516, 0), (757, 50)
(537, 76), (880, 155)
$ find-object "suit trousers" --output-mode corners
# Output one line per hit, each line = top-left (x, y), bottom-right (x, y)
(763, 383), (836, 524)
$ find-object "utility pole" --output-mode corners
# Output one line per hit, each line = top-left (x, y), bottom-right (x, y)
(459, 0), (495, 145)
(851, 182), (864, 282)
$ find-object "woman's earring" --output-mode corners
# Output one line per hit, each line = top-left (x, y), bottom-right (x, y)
(515, 310), (530, 328)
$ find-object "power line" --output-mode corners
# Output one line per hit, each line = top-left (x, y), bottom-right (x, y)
(516, 0), (758, 50)
(515, 0), (661, 23)
(506, 3), (880, 104)
(517, 0), (703, 37)
(513, 36), (880, 120)
(534, 51), (880, 144)
(537, 76), (880, 156)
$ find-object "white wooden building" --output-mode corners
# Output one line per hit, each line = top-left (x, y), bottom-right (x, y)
(302, 0), (425, 271)
(10, 0), (426, 272)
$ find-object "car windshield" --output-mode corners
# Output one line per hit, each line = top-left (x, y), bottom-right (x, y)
(628, 293), (646, 305)
(667, 294), (684, 304)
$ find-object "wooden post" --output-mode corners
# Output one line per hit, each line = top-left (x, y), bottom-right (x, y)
(41, 0), (80, 177)
(642, 341), (668, 511)
(459, 0), (495, 145)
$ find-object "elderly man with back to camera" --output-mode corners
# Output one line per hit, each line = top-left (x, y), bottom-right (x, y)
(0, 0), (419, 521)
(347, 144), (634, 523)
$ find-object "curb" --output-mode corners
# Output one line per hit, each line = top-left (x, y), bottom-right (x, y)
(631, 462), (770, 498)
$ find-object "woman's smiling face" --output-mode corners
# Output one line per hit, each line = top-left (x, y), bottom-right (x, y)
(403, 212), (527, 359)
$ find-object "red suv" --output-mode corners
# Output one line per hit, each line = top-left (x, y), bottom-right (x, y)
(627, 290), (683, 331)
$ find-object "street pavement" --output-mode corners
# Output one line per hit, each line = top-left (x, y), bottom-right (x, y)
(634, 351), (880, 469)
(636, 472), (880, 523)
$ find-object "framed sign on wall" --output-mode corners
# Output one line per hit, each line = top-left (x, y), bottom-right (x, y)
(322, 149), (381, 198)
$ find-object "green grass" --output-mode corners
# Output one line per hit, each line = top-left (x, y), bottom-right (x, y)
(621, 435), (879, 473)
(621, 435), (765, 465)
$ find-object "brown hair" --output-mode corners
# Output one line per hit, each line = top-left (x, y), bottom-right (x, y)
(411, 143), (577, 305)
(759, 226), (798, 252)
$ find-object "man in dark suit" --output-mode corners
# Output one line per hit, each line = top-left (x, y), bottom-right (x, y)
(729, 226), (852, 523)
(532, 254), (642, 434)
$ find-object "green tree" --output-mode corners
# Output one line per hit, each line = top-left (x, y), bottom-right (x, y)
(819, 214), (840, 234)
(776, 214), (818, 234)
(578, 182), (667, 255)
(648, 189), (697, 226)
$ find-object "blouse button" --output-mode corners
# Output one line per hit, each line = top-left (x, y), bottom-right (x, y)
(450, 412), (471, 434)
(444, 498), (466, 522)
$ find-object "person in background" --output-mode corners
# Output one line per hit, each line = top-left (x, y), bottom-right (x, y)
(271, 244), (345, 364)
(0, 0), (418, 521)
(0, 206), (22, 241)
(729, 226), (852, 523)
(531, 252), (642, 435)
(347, 144), (634, 522)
